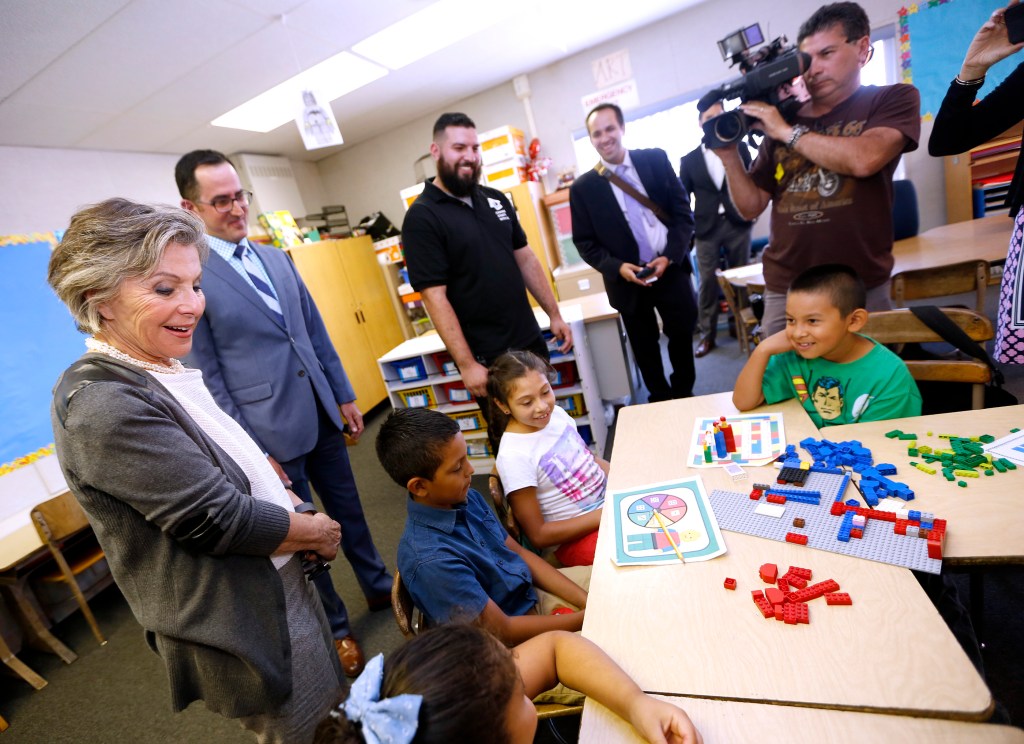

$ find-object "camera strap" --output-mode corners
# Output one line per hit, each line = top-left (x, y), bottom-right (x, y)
(595, 162), (670, 225)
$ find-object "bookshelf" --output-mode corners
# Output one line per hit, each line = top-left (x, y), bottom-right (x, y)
(944, 122), (1022, 223)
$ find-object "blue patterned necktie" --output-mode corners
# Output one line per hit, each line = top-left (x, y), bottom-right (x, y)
(615, 164), (655, 263)
(234, 244), (285, 325)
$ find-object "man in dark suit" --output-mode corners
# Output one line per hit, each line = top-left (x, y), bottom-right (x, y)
(570, 103), (698, 402)
(176, 150), (393, 677)
(680, 103), (755, 358)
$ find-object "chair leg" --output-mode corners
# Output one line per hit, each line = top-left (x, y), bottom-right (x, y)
(0, 632), (47, 690)
(49, 549), (106, 647)
(0, 583), (77, 664)
(971, 383), (985, 410)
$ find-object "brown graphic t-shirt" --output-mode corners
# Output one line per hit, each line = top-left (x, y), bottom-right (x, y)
(749, 84), (921, 292)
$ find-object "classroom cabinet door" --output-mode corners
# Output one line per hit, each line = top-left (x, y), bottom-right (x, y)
(287, 240), (387, 413)
(335, 236), (406, 360)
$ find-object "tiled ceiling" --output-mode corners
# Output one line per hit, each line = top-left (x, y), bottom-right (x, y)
(0, 0), (703, 161)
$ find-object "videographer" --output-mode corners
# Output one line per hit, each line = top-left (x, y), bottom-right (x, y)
(714, 1), (920, 335)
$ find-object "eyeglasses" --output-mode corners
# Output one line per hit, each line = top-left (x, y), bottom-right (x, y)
(194, 189), (253, 214)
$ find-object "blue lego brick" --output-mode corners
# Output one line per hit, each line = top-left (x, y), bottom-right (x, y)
(908, 510), (921, 521)
(875, 463), (898, 476)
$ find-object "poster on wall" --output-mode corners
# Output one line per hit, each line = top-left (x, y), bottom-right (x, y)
(901, 0), (1020, 119)
(0, 234), (84, 471)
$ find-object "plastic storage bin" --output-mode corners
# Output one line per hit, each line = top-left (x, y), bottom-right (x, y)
(431, 352), (459, 377)
(443, 382), (473, 404)
(399, 386), (436, 408)
(555, 393), (586, 416)
(390, 357), (427, 383)
(551, 362), (575, 388)
(452, 411), (486, 432)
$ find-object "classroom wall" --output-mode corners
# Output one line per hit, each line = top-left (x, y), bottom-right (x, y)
(0, 146), (181, 235)
(315, 0), (948, 234)
(0, 0), (950, 238)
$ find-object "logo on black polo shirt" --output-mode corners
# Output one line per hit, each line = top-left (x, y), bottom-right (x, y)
(487, 197), (509, 221)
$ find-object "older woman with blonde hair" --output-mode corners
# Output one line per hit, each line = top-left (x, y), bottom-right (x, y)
(48, 198), (344, 743)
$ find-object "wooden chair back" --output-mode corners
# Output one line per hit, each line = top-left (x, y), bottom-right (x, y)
(30, 492), (107, 646)
(488, 472), (522, 542)
(716, 270), (760, 356)
(862, 308), (994, 409)
(891, 260), (989, 313)
(390, 571), (426, 639)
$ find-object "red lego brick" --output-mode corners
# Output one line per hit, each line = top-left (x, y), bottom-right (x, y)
(831, 500), (846, 516)
(785, 532), (808, 545)
(724, 577), (737, 590)
(750, 489), (763, 500)
(787, 576), (808, 590)
(774, 604), (785, 621)
(767, 494), (787, 504)
(765, 587), (784, 605)
(788, 566), (812, 580)
(759, 563), (778, 584)
(777, 577), (790, 593)
(895, 520), (908, 535)
(753, 594), (775, 619)
(783, 602), (809, 625)
(825, 592), (852, 606)
(850, 528), (863, 539)
(927, 540), (943, 560)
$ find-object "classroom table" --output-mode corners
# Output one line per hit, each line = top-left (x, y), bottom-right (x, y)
(825, 406), (1024, 565)
(722, 214), (1014, 289)
(580, 694), (1024, 743)
(582, 392), (992, 719)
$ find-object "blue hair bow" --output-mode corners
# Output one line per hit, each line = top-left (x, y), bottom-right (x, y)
(342, 654), (422, 744)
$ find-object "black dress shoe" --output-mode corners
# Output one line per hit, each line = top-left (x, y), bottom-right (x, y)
(695, 335), (716, 358)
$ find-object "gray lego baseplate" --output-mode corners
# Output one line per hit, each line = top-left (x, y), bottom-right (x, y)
(708, 471), (942, 574)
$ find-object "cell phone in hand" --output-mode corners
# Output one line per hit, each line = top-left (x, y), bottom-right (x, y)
(1007, 2), (1024, 45)
(635, 265), (656, 279)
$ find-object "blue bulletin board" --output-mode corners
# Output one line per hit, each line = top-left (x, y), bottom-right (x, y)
(0, 234), (84, 472)
(901, 0), (1020, 119)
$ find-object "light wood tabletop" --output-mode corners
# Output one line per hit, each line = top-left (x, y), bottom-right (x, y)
(584, 393), (992, 719)
(722, 214), (1014, 289)
(579, 695), (1024, 743)
(824, 406), (1024, 565)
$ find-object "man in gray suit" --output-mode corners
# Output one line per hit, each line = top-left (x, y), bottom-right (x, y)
(176, 150), (391, 677)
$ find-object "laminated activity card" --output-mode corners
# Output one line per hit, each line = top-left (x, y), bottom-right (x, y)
(687, 413), (786, 468)
(611, 476), (726, 566)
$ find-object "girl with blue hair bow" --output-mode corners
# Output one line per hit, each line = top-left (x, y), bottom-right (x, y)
(315, 624), (701, 744)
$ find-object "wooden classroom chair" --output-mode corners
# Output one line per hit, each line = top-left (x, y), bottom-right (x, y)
(30, 492), (109, 646)
(390, 571), (427, 639)
(715, 270), (760, 356)
(890, 260), (990, 314)
(862, 308), (994, 409)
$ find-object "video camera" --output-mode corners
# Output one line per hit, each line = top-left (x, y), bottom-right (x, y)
(697, 23), (810, 149)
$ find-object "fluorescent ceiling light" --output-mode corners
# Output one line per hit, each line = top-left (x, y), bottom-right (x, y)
(212, 52), (387, 133)
(353, 0), (516, 70)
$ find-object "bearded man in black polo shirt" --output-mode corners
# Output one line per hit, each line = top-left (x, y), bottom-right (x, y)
(402, 112), (572, 397)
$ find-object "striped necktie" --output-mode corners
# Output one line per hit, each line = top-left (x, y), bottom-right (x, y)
(233, 244), (285, 325)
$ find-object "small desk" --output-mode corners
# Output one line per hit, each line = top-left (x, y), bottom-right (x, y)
(580, 695), (1024, 743)
(583, 393), (992, 719)
(722, 215), (1013, 289)
(825, 407), (1024, 565)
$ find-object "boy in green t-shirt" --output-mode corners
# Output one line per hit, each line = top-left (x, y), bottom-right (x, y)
(733, 264), (921, 427)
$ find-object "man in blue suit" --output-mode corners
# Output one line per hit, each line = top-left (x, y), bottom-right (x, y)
(570, 103), (699, 401)
(176, 150), (391, 677)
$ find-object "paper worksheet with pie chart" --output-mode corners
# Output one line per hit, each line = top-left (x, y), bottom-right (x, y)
(610, 476), (727, 566)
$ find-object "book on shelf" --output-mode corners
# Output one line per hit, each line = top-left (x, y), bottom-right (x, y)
(257, 211), (306, 249)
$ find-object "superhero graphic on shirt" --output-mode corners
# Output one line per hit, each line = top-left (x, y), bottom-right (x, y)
(810, 375), (875, 422)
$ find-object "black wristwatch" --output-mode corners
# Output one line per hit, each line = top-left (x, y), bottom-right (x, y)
(294, 502), (318, 515)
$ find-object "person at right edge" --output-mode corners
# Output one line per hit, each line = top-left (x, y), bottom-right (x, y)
(929, 1), (1024, 364)
(715, 1), (921, 336)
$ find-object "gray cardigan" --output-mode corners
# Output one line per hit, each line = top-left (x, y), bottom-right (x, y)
(51, 355), (341, 717)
